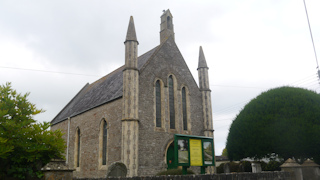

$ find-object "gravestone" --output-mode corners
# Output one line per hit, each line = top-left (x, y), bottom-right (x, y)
(280, 158), (303, 180)
(301, 159), (320, 180)
(251, 162), (261, 173)
(106, 162), (127, 177)
(41, 159), (74, 180)
(223, 163), (230, 173)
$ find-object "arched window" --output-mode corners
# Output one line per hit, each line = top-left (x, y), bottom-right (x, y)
(99, 119), (108, 168)
(75, 128), (80, 168)
(102, 121), (107, 165)
(168, 75), (175, 129)
(155, 80), (162, 127)
(182, 87), (187, 130)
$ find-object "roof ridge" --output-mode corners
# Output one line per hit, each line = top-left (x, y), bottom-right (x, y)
(91, 46), (158, 86)
(89, 65), (125, 87)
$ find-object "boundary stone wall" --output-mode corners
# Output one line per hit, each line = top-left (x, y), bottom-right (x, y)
(74, 171), (294, 180)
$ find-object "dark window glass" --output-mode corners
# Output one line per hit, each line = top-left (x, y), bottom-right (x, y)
(156, 81), (161, 127)
(169, 76), (175, 129)
(77, 129), (80, 167)
(182, 87), (187, 130)
(102, 121), (107, 165)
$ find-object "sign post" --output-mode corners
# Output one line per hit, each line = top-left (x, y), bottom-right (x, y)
(174, 134), (214, 175)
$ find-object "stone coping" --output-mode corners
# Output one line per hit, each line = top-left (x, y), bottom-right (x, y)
(301, 159), (320, 167)
(41, 159), (75, 172)
(280, 158), (301, 168)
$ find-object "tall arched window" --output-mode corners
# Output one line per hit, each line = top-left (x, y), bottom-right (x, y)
(75, 128), (80, 168)
(182, 87), (187, 130)
(168, 75), (175, 129)
(102, 121), (107, 165)
(155, 80), (162, 127)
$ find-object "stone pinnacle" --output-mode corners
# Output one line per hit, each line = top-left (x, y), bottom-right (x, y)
(125, 16), (138, 43)
(198, 46), (208, 69)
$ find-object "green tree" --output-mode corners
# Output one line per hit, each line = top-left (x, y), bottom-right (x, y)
(0, 82), (66, 179)
(226, 86), (320, 164)
(222, 148), (228, 157)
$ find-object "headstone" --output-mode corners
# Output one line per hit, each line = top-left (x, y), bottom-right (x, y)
(223, 163), (230, 173)
(238, 163), (244, 172)
(41, 159), (74, 180)
(280, 158), (303, 180)
(301, 159), (320, 180)
(106, 162), (127, 177)
(251, 162), (262, 173)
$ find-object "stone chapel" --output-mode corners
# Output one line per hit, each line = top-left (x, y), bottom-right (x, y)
(51, 10), (214, 178)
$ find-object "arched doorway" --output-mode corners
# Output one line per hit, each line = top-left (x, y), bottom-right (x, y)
(166, 142), (177, 169)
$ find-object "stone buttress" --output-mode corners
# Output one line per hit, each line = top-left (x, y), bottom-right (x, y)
(197, 46), (213, 137)
(197, 46), (215, 172)
(122, 16), (139, 177)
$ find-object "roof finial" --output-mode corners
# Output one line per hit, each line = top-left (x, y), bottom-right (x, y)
(125, 16), (138, 43)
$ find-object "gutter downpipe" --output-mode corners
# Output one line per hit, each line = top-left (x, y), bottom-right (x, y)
(66, 117), (71, 164)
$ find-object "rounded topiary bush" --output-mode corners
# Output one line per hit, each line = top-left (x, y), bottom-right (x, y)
(227, 87), (320, 163)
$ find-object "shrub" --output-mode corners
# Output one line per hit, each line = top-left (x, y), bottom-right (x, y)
(260, 161), (267, 171)
(156, 168), (195, 175)
(229, 162), (240, 172)
(216, 163), (225, 174)
(240, 161), (252, 172)
(265, 160), (281, 171)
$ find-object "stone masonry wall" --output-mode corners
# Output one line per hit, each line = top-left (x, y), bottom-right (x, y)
(138, 38), (204, 176)
(74, 172), (294, 180)
(51, 98), (123, 179)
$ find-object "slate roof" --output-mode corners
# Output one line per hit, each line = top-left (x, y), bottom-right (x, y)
(51, 46), (159, 125)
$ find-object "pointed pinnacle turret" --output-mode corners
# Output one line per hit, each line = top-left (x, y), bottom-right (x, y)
(198, 46), (208, 69)
(125, 16), (138, 44)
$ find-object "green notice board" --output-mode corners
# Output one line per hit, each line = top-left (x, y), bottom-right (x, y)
(174, 134), (214, 167)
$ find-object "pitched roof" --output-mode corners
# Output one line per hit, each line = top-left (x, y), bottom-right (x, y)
(51, 46), (159, 125)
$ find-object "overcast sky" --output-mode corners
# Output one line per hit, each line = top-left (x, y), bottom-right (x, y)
(1, 0), (320, 156)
